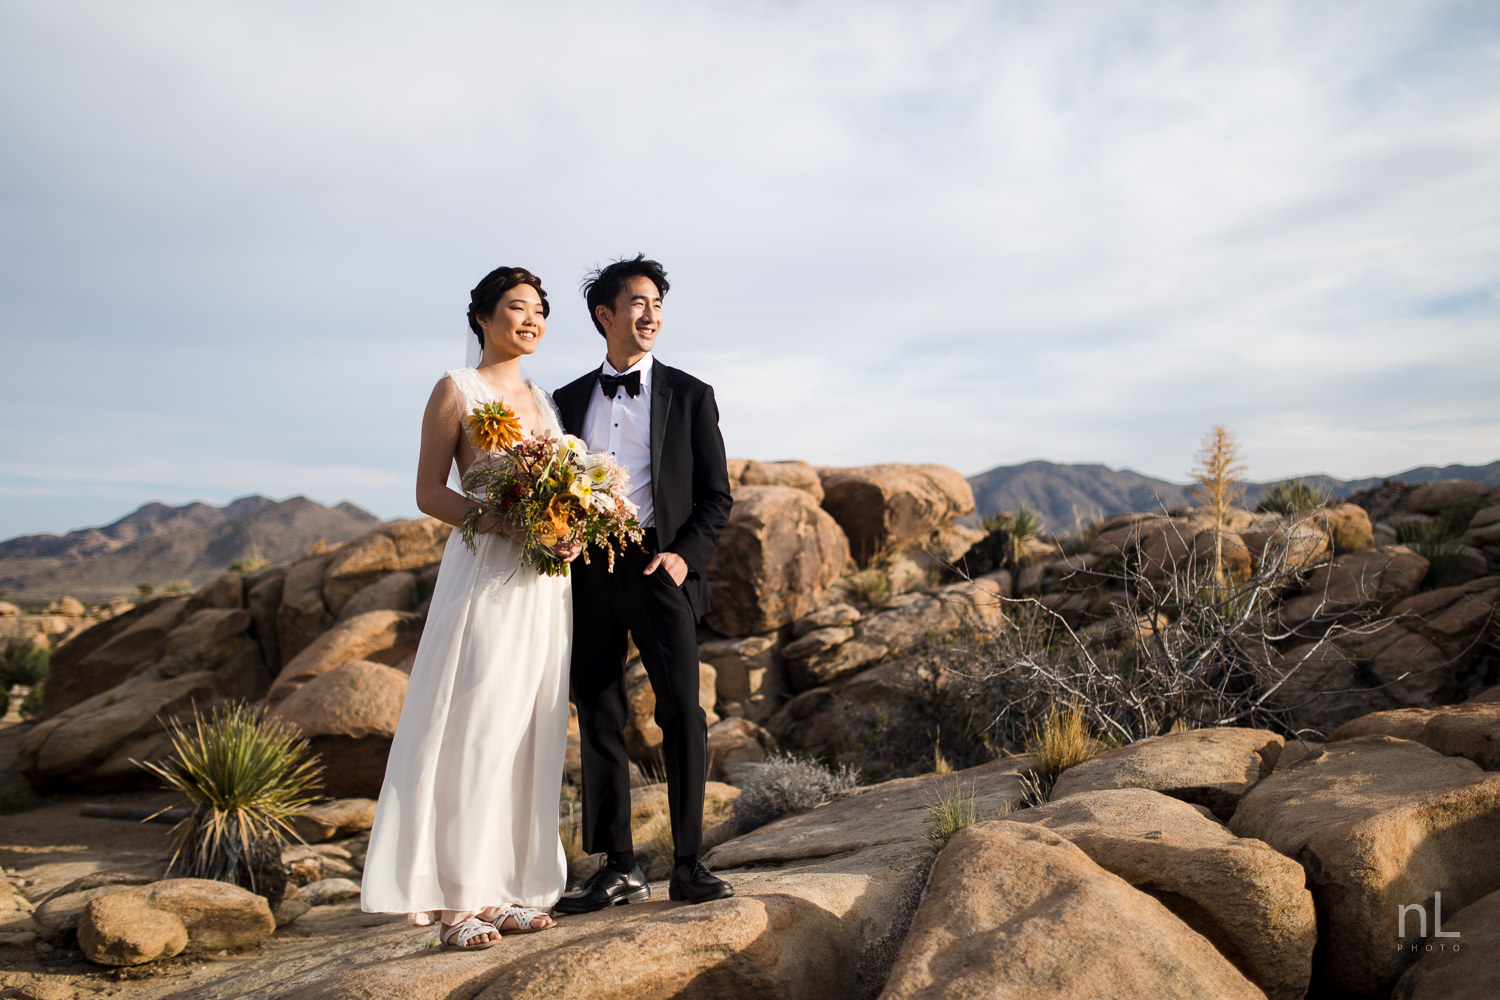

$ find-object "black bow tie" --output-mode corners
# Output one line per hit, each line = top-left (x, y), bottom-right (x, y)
(599, 370), (642, 399)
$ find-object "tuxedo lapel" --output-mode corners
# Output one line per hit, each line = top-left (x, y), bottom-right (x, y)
(650, 360), (672, 489)
(557, 372), (597, 437)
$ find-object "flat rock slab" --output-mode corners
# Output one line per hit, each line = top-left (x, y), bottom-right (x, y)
(1051, 727), (1283, 820)
(1230, 736), (1500, 999)
(273, 847), (925, 1000)
(879, 821), (1265, 1000)
(1006, 788), (1314, 1000)
(273, 759), (1028, 1000)
(709, 757), (1030, 866)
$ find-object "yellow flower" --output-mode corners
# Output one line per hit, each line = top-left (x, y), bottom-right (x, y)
(468, 401), (523, 453)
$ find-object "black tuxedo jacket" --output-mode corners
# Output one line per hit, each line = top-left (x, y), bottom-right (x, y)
(554, 359), (733, 620)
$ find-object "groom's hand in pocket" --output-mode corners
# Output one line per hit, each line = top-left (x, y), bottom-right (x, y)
(644, 551), (688, 586)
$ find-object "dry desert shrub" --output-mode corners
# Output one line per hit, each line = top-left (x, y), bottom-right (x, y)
(731, 750), (861, 834)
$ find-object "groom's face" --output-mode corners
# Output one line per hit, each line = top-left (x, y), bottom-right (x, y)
(597, 275), (662, 361)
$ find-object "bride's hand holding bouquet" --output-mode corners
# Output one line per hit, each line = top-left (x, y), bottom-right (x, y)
(458, 400), (643, 577)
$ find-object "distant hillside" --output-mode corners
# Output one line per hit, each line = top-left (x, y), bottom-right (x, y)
(0, 496), (381, 603)
(968, 459), (1500, 532)
(0, 495), (277, 560)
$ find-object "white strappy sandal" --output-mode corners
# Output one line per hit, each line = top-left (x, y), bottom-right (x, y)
(441, 916), (500, 950)
(493, 904), (554, 934)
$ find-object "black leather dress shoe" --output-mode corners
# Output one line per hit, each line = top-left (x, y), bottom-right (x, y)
(553, 863), (650, 915)
(668, 858), (734, 904)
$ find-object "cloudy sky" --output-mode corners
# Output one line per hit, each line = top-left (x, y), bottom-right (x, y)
(2, 0), (1497, 540)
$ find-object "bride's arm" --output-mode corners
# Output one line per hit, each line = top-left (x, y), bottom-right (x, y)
(414, 377), (515, 538)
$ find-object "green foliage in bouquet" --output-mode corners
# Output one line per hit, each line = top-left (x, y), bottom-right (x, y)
(134, 702), (322, 895)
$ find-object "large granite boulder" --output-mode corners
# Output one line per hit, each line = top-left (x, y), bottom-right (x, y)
(1051, 727), (1283, 821)
(1318, 502), (1375, 554)
(267, 610), (424, 709)
(1230, 736), (1500, 998)
(1006, 788), (1315, 1000)
(818, 464), (974, 564)
(705, 486), (850, 637)
(1344, 576), (1500, 706)
(1410, 479), (1489, 515)
(19, 622), (267, 792)
(699, 631), (786, 724)
(321, 519), (450, 616)
(37, 595), (193, 717)
(334, 570), (417, 622)
(269, 659), (410, 798)
(278, 553), (334, 664)
(731, 459), (825, 501)
(1333, 701), (1500, 769)
(244, 565), (287, 673)
(1278, 545), (1429, 631)
(880, 821), (1265, 999)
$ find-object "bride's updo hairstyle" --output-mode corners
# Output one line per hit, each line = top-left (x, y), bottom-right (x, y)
(467, 266), (550, 350)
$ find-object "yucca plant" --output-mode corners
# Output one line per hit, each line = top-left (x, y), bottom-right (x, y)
(1, 637), (49, 687)
(1397, 519), (1470, 590)
(1255, 479), (1330, 515)
(135, 702), (322, 901)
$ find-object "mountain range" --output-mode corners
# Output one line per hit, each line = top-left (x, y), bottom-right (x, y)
(0, 495), (381, 604)
(967, 460), (1500, 532)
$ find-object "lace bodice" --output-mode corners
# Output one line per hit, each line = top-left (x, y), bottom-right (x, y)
(445, 368), (564, 478)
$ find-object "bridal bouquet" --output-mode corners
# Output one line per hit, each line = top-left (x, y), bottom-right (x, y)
(458, 401), (643, 577)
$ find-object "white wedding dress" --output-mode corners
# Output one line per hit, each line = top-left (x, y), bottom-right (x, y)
(361, 369), (571, 927)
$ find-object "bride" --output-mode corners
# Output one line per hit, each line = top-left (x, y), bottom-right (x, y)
(361, 266), (580, 949)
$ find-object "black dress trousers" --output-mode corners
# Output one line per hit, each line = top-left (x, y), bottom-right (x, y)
(570, 528), (708, 860)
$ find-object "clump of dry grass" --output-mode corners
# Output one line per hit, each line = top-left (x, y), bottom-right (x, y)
(847, 564), (892, 607)
(924, 782), (977, 850)
(1024, 700), (1106, 800)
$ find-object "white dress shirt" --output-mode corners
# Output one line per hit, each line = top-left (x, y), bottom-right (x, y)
(582, 354), (654, 529)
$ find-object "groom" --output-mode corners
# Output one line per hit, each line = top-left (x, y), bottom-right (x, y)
(552, 255), (736, 910)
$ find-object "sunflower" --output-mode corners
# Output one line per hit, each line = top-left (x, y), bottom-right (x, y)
(468, 401), (524, 452)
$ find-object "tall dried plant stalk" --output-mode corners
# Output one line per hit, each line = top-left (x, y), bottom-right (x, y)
(1191, 425), (1247, 590)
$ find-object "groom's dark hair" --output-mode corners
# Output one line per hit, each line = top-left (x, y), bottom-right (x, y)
(467, 266), (549, 350)
(581, 254), (670, 337)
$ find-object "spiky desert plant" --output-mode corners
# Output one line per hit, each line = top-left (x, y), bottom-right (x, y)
(1, 637), (49, 687)
(1398, 519), (1470, 590)
(1255, 479), (1330, 515)
(135, 702), (322, 893)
